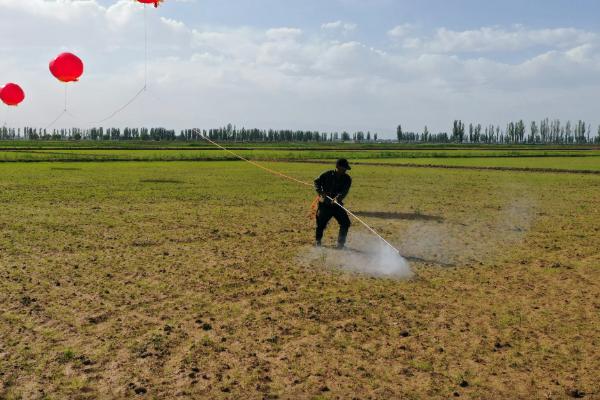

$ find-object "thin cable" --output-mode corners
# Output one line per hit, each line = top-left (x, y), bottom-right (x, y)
(93, 86), (147, 125)
(65, 110), (79, 120)
(45, 84), (70, 130)
(330, 201), (401, 254)
(195, 130), (313, 188)
(144, 3), (148, 90)
(50, 84), (146, 127)
(42, 3), (150, 129)
(41, 4), (151, 130)
(91, 2), (151, 128)
(44, 110), (68, 130)
(142, 5), (148, 128)
(193, 129), (401, 254)
(1, 107), (7, 128)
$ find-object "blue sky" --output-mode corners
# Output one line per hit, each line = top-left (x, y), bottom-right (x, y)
(144, 0), (600, 31)
(2, 0), (600, 136)
(151, 0), (600, 40)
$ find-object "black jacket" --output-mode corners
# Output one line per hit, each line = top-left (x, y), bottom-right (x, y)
(314, 170), (352, 204)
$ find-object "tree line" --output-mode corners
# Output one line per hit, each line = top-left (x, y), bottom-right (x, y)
(0, 120), (598, 144)
(0, 124), (378, 143)
(397, 119), (600, 144)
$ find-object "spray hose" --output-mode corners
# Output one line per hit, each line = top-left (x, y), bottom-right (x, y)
(193, 130), (401, 254)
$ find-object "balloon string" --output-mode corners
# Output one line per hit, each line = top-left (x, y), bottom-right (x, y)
(93, 86), (147, 124)
(193, 129), (402, 254)
(144, 3), (148, 90)
(44, 84), (70, 130)
(44, 109), (68, 130)
(45, 3), (150, 127)
(66, 3), (149, 126)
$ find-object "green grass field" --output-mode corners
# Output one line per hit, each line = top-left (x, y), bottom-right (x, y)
(351, 156), (600, 171)
(0, 146), (599, 399)
(0, 140), (597, 151)
(0, 143), (599, 174)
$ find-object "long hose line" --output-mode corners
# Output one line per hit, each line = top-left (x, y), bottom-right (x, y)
(192, 129), (401, 254)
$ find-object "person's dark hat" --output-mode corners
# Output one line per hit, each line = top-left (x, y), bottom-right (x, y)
(336, 158), (351, 170)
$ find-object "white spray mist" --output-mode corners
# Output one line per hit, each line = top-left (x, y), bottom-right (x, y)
(306, 233), (414, 279)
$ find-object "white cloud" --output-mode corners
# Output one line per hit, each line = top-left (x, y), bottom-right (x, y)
(265, 27), (303, 41)
(0, 0), (105, 21)
(388, 24), (414, 39)
(321, 20), (357, 34)
(399, 26), (597, 53)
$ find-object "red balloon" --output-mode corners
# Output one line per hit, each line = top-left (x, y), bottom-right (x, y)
(49, 52), (84, 83)
(0, 83), (25, 106)
(137, 0), (162, 7)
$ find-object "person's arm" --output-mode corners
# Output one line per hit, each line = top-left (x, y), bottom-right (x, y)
(315, 171), (335, 204)
(314, 172), (326, 195)
(335, 176), (352, 204)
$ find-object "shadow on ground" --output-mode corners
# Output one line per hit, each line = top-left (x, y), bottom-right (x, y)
(354, 211), (444, 222)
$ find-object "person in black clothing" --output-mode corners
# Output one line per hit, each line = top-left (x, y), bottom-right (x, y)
(314, 158), (352, 249)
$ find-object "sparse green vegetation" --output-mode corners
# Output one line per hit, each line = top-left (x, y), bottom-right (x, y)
(0, 148), (598, 398)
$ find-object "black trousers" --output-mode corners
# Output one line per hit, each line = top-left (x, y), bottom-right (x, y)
(315, 203), (351, 245)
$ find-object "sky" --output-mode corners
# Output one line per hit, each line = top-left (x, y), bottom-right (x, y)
(1, 0), (600, 137)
